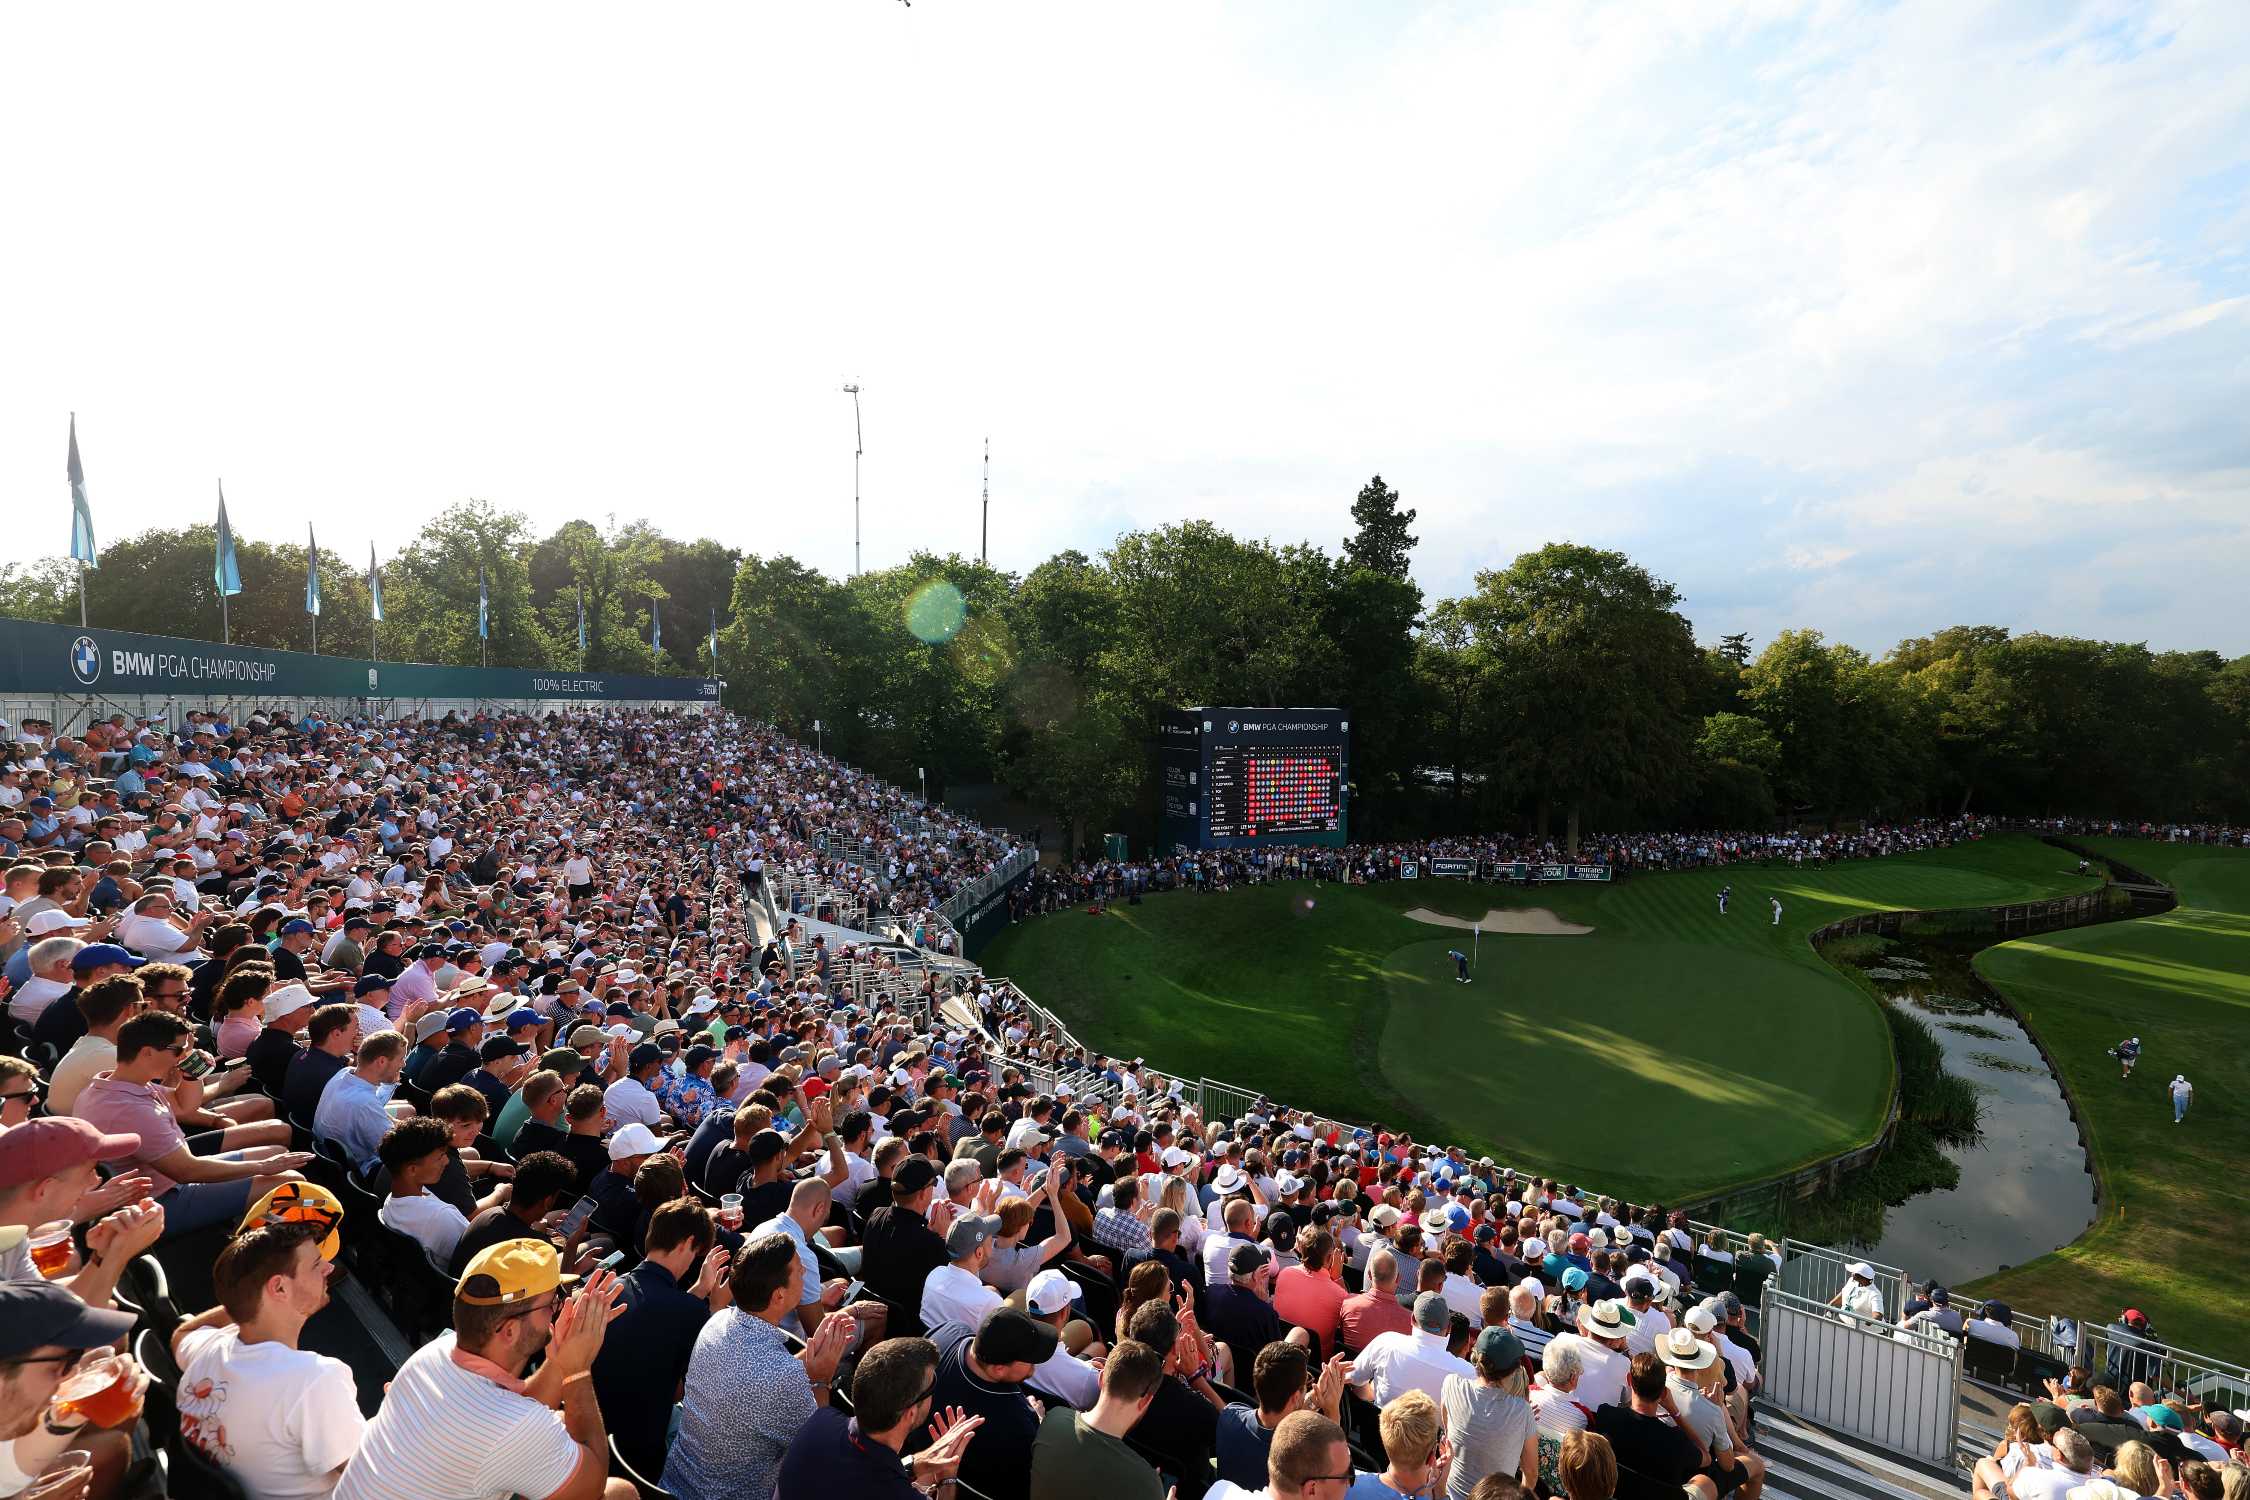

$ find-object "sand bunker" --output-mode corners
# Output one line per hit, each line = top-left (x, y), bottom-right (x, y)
(1405, 906), (1594, 936)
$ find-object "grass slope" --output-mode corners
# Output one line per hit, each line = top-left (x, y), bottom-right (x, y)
(982, 834), (2096, 1202)
(1967, 839), (2250, 1356)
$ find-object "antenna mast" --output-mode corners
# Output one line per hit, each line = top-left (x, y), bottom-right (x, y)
(981, 437), (989, 566)
(842, 383), (863, 576)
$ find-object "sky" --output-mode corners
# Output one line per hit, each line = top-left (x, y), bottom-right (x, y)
(5, 0), (2247, 656)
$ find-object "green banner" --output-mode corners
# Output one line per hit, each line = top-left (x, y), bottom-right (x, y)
(0, 616), (718, 703)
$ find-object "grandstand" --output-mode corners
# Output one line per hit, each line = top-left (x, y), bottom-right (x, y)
(0, 685), (2241, 1500)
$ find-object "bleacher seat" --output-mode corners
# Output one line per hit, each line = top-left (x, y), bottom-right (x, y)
(610, 1433), (676, 1500)
(1962, 1333), (2018, 1387)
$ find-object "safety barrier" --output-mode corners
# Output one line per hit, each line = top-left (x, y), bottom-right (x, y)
(1761, 1287), (1964, 1466)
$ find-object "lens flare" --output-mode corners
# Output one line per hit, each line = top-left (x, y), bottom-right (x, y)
(905, 581), (968, 644)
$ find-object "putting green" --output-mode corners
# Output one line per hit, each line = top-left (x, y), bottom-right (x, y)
(981, 834), (2099, 1201)
(1967, 839), (2250, 1355)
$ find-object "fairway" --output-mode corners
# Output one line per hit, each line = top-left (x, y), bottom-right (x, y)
(982, 834), (2098, 1201)
(1967, 839), (2250, 1355)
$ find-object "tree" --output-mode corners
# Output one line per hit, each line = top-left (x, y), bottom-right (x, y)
(1717, 632), (1753, 667)
(1458, 543), (1701, 854)
(1413, 598), (1494, 821)
(1344, 475), (1417, 579)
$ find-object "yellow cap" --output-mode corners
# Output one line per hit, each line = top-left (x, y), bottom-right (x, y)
(242, 1180), (345, 1261)
(457, 1237), (577, 1306)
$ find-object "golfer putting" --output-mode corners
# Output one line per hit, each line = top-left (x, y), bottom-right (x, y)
(1449, 947), (1470, 983)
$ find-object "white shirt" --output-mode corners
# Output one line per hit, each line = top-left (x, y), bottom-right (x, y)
(332, 1332), (581, 1500)
(2006, 1467), (2086, 1500)
(1028, 1343), (1102, 1410)
(604, 1076), (664, 1131)
(116, 912), (196, 957)
(1623, 1303), (1673, 1357)
(921, 1264), (1003, 1332)
(1549, 1334), (1627, 1410)
(379, 1193), (469, 1272)
(1348, 1327), (1474, 1407)
(1201, 1230), (1251, 1289)
(1837, 1282), (1885, 1321)
(7, 975), (71, 1025)
(1964, 1318), (2021, 1350)
(177, 1324), (365, 1499)
(1442, 1272), (1485, 1329)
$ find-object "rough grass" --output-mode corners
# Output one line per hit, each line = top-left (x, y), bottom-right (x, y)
(981, 834), (2097, 1202)
(1965, 838), (2250, 1357)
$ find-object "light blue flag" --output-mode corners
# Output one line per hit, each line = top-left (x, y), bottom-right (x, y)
(214, 484), (243, 597)
(651, 598), (661, 652)
(368, 544), (384, 622)
(478, 567), (490, 639)
(576, 586), (587, 653)
(305, 525), (322, 616)
(67, 416), (98, 569)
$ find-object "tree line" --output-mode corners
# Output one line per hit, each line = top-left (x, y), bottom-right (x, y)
(6, 482), (2247, 854)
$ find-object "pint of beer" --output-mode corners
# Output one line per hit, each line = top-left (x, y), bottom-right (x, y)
(54, 1354), (142, 1429)
(718, 1193), (744, 1230)
(28, 1223), (73, 1280)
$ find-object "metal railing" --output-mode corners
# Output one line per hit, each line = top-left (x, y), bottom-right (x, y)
(1761, 1286), (1964, 1467)
(938, 846), (1037, 925)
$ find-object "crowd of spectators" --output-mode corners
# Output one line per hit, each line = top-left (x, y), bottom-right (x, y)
(0, 703), (2241, 1500)
(1007, 819), (1991, 918)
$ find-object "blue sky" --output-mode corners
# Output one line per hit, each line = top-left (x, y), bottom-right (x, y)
(2, 0), (2245, 655)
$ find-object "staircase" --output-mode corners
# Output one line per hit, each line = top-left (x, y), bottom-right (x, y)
(1756, 1406), (1970, 1500)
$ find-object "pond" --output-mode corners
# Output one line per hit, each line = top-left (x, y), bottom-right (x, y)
(1852, 991), (2098, 1287)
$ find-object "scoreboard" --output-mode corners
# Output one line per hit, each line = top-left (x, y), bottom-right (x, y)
(1156, 707), (1349, 851)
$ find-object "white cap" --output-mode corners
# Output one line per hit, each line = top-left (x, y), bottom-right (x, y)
(262, 983), (319, 1023)
(1026, 1268), (1076, 1316)
(608, 1122), (663, 1159)
(26, 910), (88, 936)
(1844, 1261), (1876, 1280)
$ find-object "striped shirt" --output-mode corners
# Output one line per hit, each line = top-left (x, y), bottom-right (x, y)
(333, 1333), (581, 1500)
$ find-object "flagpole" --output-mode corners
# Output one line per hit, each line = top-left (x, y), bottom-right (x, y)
(221, 592), (230, 646)
(77, 565), (86, 628)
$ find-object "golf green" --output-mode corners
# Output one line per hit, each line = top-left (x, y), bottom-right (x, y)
(1967, 838), (2250, 1356)
(980, 834), (2098, 1202)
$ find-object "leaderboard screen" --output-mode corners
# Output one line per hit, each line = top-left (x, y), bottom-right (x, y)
(1207, 743), (1345, 839)
(1156, 707), (1349, 851)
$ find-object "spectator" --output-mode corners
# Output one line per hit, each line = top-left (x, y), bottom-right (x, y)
(1022, 1268), (1105, 1409)
(0, 1279), (142, 1493)
(1029, 1338), (1169, 1500)
(283, 1004), (361, 1125)
(72, 1009), (309, 1237)
(1557, 1431), (1618, 1500)
(1351, 1292), (1474, 1408)
(1828, 1262), (1883, 1322)
(45, 974), (140, 1116)
(587, 1123), (660, 1247)
(1659, 1327), (1757, 1500)
(1275, 1229), (1349, 1356)
(453, 1150), (587, 1275)
(1353, 1388), (1449, 1500)
(1219, 1340), (1350, 1490)
(924, 1213), (1008, 1332)
(171, 1220), (365, 1498)
(911, 1306), (1059, 1500)
(591, 1199), (731, 1478)
(332, 1242), (634, 1500)
(0, 1117), (164, 1309)
(548, 1084), (612, 1192)
(313, 1029), (411, 1174)
(602, 1044), (668, 1131)
(862, 1157), (953, 1318)
(1965, 1300), (2021, 1352)
(377, 1117), (472, 1271)
(664, 1231), (854, 1500)
(750, 1177), (859, 1338)
(1208, 1241), (1289, 1386)
(1590, 1353), (1709, 1500)
(1125, 1298), (1222, 1482)
(1342, 1250), (1415, 1357)
(1443, 1326), (1538, 1499)
(778, 1336), (986, 1500)
(419, 1009), (487, 1096)
(1549, 1301), (1632, 1412)
(247, 984), (322, 1099)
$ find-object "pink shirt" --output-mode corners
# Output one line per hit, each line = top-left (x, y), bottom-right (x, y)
(72, 1073), (188, 1195)
(1274, 1265), (1349, 1350)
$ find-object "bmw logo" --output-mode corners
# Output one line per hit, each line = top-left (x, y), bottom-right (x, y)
(69, 636), (101, 686)
(1228, 720), (1240, 733)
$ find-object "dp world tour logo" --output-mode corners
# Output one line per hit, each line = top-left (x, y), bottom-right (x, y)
(70, 636), (101, 686)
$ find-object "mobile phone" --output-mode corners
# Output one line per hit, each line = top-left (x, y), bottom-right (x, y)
(556, 1195), (598, 1239)
(843, 1278), (864, 1304)
(597, 1249), (627, 1271)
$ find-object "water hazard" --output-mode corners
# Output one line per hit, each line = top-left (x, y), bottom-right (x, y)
(1854, 988), (2097, 1287)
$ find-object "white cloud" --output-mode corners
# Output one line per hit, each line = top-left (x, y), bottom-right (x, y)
(0, 0), (2244, 652)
